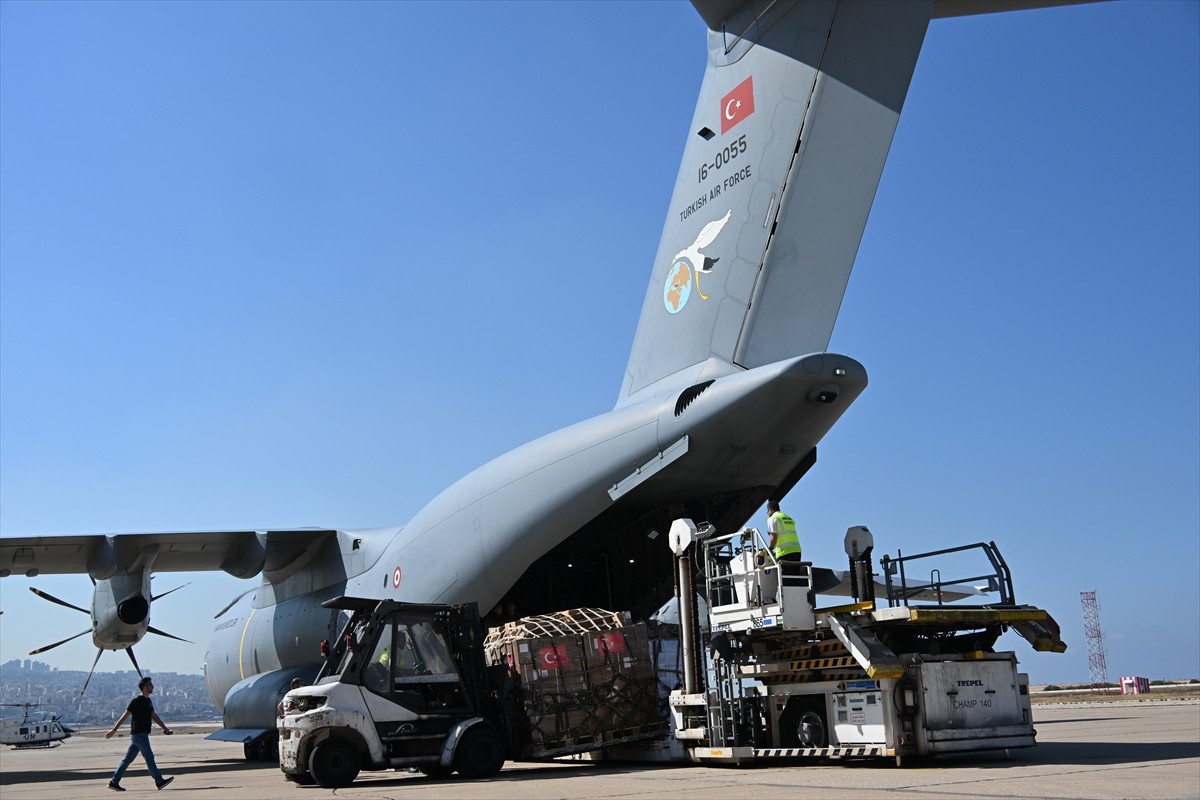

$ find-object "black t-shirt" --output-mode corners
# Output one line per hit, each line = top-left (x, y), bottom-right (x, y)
(127, 695), (153, 735)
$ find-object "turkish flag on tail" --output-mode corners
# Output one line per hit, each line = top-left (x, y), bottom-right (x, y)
(721, 76), (755, 134)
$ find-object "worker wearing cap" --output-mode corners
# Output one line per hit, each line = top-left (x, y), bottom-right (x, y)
(766, 501), (803, 562)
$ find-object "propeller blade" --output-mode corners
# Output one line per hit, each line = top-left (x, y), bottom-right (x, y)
(80, 649), (103, 696)
(29, 586), (88, 614)
(151, 582), (191, 602)
(147, 625), (193, 644)
(213, 588), (255, 619)
(125, 647), (143, 677)
(29, 629), (91, 655)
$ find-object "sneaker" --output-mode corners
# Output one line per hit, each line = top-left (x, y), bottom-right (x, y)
(108, 784), (125, 792)
(156, 777), (174, 790)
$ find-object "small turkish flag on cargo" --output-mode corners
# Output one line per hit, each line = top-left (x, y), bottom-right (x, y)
(538, 646), (570, 670)
(592, 632), (627, 654)
(720, 76), (755, 134)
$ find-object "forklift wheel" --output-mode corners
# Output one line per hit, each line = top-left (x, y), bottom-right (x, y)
(452, 725), (506, 778)
(309, 738), (361, 788)
(284, 772), (317, 785)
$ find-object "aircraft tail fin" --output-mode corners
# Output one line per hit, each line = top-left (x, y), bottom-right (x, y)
(618, 0), (931, 406)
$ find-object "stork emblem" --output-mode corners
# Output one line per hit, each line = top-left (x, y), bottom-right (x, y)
(663, 210), (732, 314)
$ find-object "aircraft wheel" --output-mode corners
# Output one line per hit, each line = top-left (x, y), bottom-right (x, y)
(244, 738), (266, 761)
(452, 725), (506, 778)
(243, 732), (278, 762)
(309, 738), (360, 788)
(258, 730), (279, 762)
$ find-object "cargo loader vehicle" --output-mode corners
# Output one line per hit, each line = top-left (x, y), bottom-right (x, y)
(664, 518), (1066, 765)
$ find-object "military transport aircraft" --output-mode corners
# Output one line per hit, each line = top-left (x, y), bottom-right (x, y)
(0, 0), (1105, 757)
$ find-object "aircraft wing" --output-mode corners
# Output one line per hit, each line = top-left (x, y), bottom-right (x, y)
(814, 567), (987, 603)
(0, 529), (337, 581)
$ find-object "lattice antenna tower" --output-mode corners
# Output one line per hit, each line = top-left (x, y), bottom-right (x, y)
(1080, 590), (1110, 694)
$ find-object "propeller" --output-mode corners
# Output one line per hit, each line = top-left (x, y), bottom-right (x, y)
(148, 625), (193, 643)
(213, 587), (255, 619)
(152, 582), (190, 602)
(28, 586), (88, 614)
(125, 646), (142, 678)
(80, 649), (104, 696)
(28, 629), (91, 655)
(27, 580), (194, 696)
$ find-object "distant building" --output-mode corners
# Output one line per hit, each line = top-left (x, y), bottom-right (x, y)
(0, 664), (219, 722)
(1120, 676), (1150, 695)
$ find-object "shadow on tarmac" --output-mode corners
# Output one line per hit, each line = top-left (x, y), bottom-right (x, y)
(0, 757), (259, 786)
(7, 739), (1197, 787)
(1023, 740), (1200, 766)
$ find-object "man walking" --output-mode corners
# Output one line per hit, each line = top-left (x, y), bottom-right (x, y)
(105, 676), (175, 791)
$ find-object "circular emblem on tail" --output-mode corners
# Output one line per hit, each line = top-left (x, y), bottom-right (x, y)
(663, 258), (694, 314)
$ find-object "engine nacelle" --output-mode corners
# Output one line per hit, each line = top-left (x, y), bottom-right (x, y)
(221, 666), (319, 730)
(91, 570), (152, 649)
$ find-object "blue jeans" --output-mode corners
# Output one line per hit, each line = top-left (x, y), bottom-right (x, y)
(111, 733), (165, 785)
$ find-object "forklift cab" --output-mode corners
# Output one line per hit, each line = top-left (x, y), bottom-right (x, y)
(329, 601), (487, 717)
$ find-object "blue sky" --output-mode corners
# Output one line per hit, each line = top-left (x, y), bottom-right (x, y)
(1, 1), (1196, 686)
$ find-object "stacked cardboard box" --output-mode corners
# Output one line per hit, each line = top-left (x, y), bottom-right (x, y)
(485, 608), (666, 752)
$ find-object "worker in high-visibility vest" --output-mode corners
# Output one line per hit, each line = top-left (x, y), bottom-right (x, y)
(766, 500), (803, 562)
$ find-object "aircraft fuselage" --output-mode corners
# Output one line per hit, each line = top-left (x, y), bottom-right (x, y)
(203, 352), (866, 711)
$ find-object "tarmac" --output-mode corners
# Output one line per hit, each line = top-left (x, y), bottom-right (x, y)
(1, 702), (1197, 800)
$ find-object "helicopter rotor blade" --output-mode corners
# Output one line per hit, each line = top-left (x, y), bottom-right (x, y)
(79, 649), (104, 696)
(147, 626), (193, 644)
(29, 586), (88, 615)
(29, 629), (91, 655)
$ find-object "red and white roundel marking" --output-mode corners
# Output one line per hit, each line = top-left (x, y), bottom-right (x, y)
(392, 566), (402, 589)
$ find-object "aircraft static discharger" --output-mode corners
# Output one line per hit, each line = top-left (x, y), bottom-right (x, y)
(0, 0), (1103, 758)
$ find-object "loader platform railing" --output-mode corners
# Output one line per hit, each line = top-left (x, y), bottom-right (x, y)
(879, 541), (1014, 608)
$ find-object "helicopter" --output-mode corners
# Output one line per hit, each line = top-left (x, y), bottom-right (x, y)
(0, 703), (76, 748)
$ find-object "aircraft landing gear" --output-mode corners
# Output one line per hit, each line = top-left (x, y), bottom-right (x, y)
(243, 730), (279, 762)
